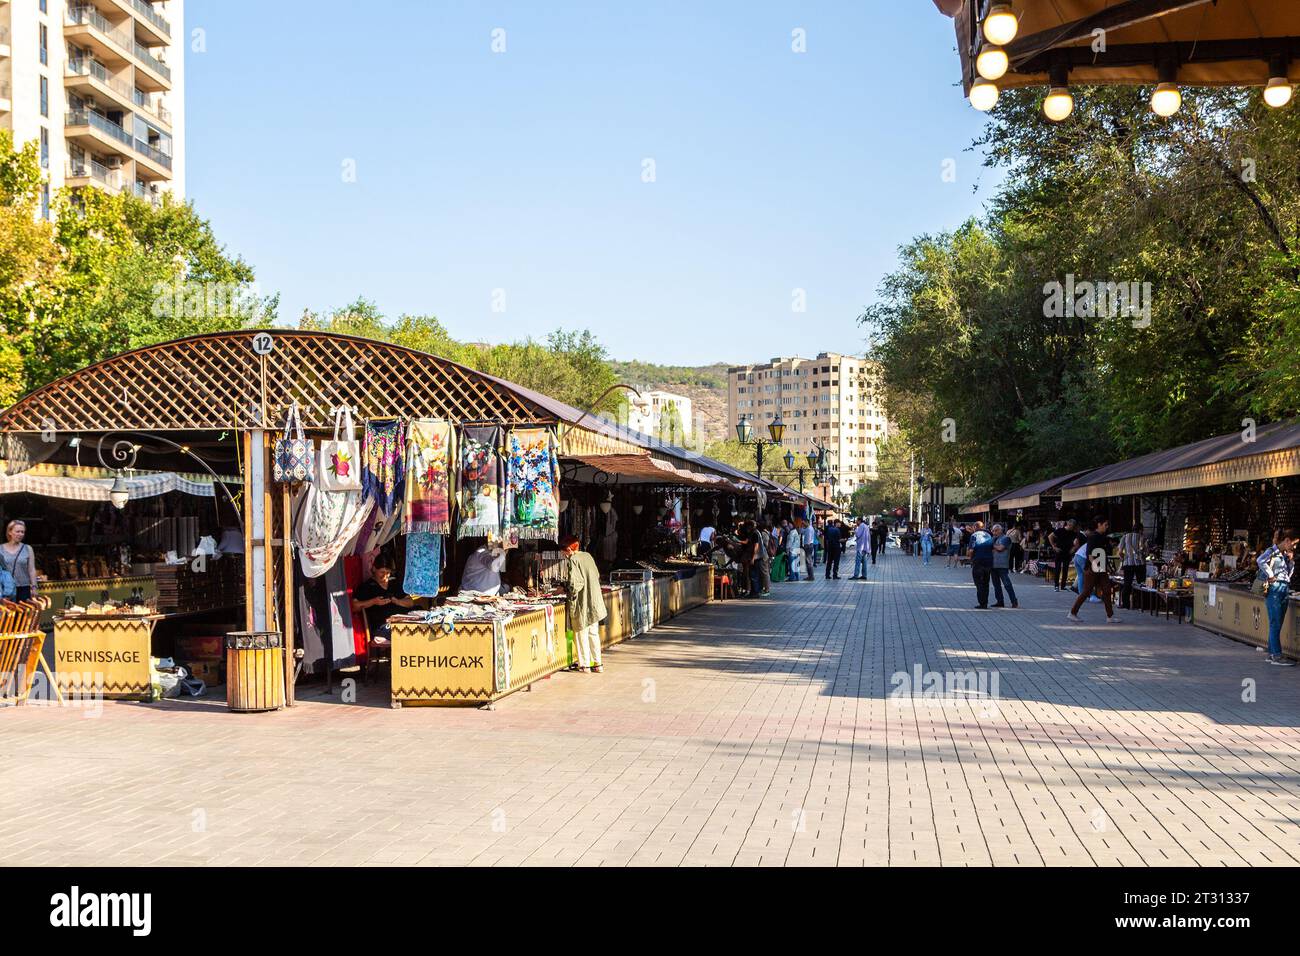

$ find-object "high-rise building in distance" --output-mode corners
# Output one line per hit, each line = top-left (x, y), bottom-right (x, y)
(1, 0), (184, 217)
(727, 353), (889, 488)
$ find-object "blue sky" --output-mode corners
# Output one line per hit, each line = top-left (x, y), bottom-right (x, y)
(186, 0), (1002, 365)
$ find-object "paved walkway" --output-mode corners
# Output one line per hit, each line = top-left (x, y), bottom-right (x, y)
(4, 547), (1300, 866)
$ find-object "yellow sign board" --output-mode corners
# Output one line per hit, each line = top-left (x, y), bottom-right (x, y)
(53, 617), (155, 700)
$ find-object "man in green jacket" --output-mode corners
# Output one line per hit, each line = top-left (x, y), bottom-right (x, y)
(562, 535), (607, 673)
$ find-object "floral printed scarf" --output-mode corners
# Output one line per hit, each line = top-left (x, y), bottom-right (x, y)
(361, 418), (406, 516)
(504, 427), (560, 541)
(457, 425), (503, 540)
(404, 419), (455, 534)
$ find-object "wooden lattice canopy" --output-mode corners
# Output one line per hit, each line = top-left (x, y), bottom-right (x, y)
(0, 331), (557, 434)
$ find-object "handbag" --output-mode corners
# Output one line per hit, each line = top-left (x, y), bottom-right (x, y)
(272, 401), (315, 484)
(0, 545), (18, 600)
(318, 406), (361, 491)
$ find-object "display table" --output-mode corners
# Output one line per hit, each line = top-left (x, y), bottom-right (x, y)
(1193, 581), (1300, 656)
(389, 605), (567, 707)
(38, 575), (156, 627)
(52, 613), (158, 700)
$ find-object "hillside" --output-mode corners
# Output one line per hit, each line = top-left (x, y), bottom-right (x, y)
(608, 360), (732, 445)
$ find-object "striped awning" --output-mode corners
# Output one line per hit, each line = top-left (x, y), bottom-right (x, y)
(997, 469), (1095, 511)
(0, 471), (217, 501)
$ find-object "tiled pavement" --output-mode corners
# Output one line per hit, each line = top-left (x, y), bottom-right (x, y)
(4, 547), (1300, 867)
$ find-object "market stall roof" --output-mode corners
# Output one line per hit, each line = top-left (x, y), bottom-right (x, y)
(0, 469), (219, 500)
(1061, 419), (1300, 501)
(936, 0), (1300, 94)
(996, 468), (1096, 511)
(0, 330), (757, 492)
(959, 490), (1011, 516)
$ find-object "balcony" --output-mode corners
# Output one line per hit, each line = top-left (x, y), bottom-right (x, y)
(66, 157), (125, 192)
(0, 25), (10, 58)
(133, 136), (173, 175)
(111, 0), (171, 45)
(132, 40), (171, 90)
(65, 5), (133, 67)
(66, 108), (135, 158)
(66, 56), (137, 115)
(132, 87), (171, 128)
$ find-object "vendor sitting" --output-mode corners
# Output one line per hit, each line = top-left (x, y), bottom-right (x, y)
(350, 555), (415, 644)
(460, 542), (507, 596)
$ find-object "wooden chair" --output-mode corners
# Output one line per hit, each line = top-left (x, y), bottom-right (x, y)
(361, 617), (392, 684)
(1, 598), (58, 705)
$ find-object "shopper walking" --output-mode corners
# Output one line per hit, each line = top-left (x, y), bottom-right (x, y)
(800, 519), (816, 581)
(968, 521), (994, 608)
(824, 519), (843, 580)
(946, 521), (962, 568)
(1258, 530), (1297, 666)
(1068, 515), (1117, 623)
(1, 519), (38, 602)
(1118, 523), (1147, 610)
(920, 523), (933, 565)
(851, 518), (869, 579)
(757, 521), (773, 595)
(1050, 519), (1079, 592)
(989, 522), (1018, 608)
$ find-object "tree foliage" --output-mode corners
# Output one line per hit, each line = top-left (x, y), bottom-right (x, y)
(864, 86), (1300, 493)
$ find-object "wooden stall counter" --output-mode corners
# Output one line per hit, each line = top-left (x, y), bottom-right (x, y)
(52, 613), (158, 700)
(389, 604), (567, 708)
(1194, 581), (1300, 657)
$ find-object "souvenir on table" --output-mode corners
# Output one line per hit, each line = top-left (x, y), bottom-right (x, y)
(272, 401), (314, 484)
(404, 419), (455, 534)
(361, 418), (406, 515)
(457, 425), (503, 540)
(318, 406), (361, 492)
(504, 427), (560, 541)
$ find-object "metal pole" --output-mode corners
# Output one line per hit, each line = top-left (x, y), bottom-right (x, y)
(908, 453), (915, 524)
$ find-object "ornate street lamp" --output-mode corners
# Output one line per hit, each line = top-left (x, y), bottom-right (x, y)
(735, 412), (785, 479)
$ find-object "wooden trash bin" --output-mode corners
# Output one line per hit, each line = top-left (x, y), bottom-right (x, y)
(225, 631), (285, 713)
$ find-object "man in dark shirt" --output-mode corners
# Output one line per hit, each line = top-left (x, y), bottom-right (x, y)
(1050, 519), (1081, 592)
(1068, 515), (1116, 623)
(351, 556), (416, 643)
(968, 521), (995, 608)
(824, 520), (843, 580)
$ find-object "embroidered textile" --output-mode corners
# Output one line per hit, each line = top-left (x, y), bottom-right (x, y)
(504, 427), (560, 541)
(457, 425), (503, 540)
(404, 419), (455, 534)
(361, 418), (406, 515)
(404, 532), (443, 597)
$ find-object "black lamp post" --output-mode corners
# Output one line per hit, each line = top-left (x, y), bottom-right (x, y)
(736, 412), (785, 479)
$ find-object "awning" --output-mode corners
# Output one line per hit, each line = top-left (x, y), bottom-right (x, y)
(0, 471), (218, 501)
(569, 453), (743, 491)
(1061, 419), (1300, 501)
(997, 469), (1096, 511)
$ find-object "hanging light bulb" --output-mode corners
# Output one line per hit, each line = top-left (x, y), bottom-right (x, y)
(969, 77), (999, 112)
(1151, 81), (1181, 117)
(976, 45), (1009, 81)
(1264, 76), (1294, 108)
(982, 4), (1019, 47)
(1264, 57), (1294, 108)
(1043, 64), (1073, 121)
(1151, 61), (1181, 117)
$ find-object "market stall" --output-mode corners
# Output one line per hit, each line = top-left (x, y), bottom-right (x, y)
(1, 331), (748, 709)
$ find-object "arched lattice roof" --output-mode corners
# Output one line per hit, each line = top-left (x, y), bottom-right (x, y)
(0, 330), (568, 433)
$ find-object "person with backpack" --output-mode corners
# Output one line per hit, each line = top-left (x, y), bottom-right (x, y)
(1, 519), (38, 602)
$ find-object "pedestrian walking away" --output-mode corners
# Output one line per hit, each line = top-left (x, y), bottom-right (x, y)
(1050, 519), (1082, 592)
(968, 521), (995, 608)
(989, 522), (1017, 608)
(824, 519), (843, 580)
(1257, 529), (1297, 666)
(946, 521), (962, 568)
(1068, 515), (1117, 623)
(851, 517), (869, 579)
(801, 519), (817, 581)
(1118, 522), (1147, 610)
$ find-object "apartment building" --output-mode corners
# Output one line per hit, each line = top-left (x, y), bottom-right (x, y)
(625, 390), (693, 445)
(727, 353), (888, 487)
(1, 0), (185, 216)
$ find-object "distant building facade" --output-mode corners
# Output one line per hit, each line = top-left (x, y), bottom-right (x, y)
(727, 353), (888, 487)
(625, 390), (692, 445)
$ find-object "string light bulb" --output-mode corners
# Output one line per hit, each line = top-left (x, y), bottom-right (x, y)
(976, 45), (1009, 81)
(969, 77), (1000, 112)
(1043, 64), (1072, 121)
(1264, 77), (1293, 108)
(983, 4), (1019, 46)
(1151, 81), (1182, 117)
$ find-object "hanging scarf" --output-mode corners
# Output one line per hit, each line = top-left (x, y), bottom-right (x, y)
(361, 418), (406, 515)
(404, 532), (443, 597)
(457, 425), (503, 540)
(504, 427), (560, 541)
(294, 483), (374, 578)
(404, 419), (455, 534)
